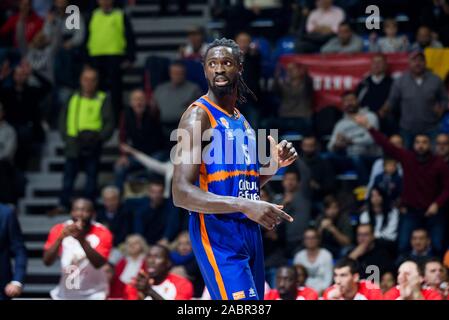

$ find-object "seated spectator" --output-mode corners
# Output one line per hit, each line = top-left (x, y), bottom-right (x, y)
(234, 31), (261, 128)
(169, 231), (203, 297)
(359, 187), (399, 243)
(293, 227), (333, 294)
(315, 195), (352, 259)
(294, 263), (309, 288)
(321, 22), (363, 54)
(86, 0), (136, 115)
(435, 133), (449, 165)
(327, 91), (381, 185)
(396, 229), (434, 267)
(264, 266), (318, 300)
(273, 167), (311, 257)
(263, 62), (313, 135)
(369, 18), (409, 53)
(53, 66), (115, 214)
(295, 0), (345, 53)
(0, 60), (50, 170)
(179, 26), (207, 61)
(119, 143), (173, 198)
(410, 26), (443, 52)
(355, 115), (449, 255)
(355, 54), (395, 135)
(169, 232), (195, 271)
(23, 31), (54, 86)
(384, 260), (442, 300)
(367, 134), (403, 196)
(43, 198), (113, 300)
(261, 187), (288, 287)
(124, 244), (194, 300)
(383, 51), (448, 149)
(115, 89), (165, 192)
(96, 186), (131, 247)
(33, 0), (52, 18)
(127, 179), (180, 245)
(380, 271), (396, 294)
(348, 223), (395, 278)
(0, 103), (18, 204)
(152, 61), (202, 137)
(0, 0), (43, 49)
(423, 257), (448, 299)
(301, 136), (337, 207)
(109, 234), (147, 299)
(420, 0), (449, 47)
(322, 257), (383, 300)
(371, 159), (402, 206)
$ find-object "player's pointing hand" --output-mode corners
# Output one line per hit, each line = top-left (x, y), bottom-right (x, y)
(240, 199), (294, 230)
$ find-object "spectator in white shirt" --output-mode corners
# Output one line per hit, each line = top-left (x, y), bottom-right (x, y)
(109, 234), (147, 299)
(295, 0), (345, 53)
(293, 227), (334, 294)
(359, 187), (399, 243)
(43, 198), (113, 300)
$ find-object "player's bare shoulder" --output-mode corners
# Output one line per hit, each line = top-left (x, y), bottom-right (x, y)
(178, 103), (211, 133)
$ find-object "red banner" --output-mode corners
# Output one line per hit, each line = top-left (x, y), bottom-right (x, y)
(279, 53), (410, 111)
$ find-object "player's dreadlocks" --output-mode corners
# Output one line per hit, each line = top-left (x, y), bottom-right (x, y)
(203, 38), (257, 105)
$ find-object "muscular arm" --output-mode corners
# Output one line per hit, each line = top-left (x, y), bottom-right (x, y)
(172, 106), (246, 214)
(171, 106), (293, 229)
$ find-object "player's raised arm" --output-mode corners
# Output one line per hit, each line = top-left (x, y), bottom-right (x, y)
(171, 106), (293, 230)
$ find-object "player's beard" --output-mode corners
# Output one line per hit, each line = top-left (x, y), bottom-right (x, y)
(209, 75), (238, 97)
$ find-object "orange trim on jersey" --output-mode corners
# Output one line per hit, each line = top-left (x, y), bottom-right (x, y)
(202, 95), (240, 119)
(199, 213), (229, 300)
(190, 102), (218, 128)
(197, 163), (228, 299)
(207, 170), (259, 183)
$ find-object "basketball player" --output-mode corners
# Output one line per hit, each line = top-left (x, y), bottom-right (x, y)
(172, 38), (298, 300)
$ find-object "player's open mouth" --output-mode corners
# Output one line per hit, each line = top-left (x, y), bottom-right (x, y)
(214, 77), (229, 86)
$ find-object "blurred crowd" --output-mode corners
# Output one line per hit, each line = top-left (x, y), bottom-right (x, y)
(1, 0), (449, 300)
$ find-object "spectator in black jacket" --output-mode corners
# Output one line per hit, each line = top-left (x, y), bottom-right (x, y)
(126, 179), (180, 246)
(356, 54), (395, 135)
(348, 223), (395, 278)
(234, 31), (261, 128)
(96, 186), (131, 247)
(0, 203), (27, 300)
(301, 136), (336, 210)
(0, 60), (50, 170)
(115, 89), (165, 192)
(396, 228), (434, 267)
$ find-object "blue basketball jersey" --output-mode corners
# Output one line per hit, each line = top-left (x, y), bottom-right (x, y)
(190, 95), (260, 219)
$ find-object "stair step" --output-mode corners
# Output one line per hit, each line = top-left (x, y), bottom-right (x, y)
(25, 274), (60, 284)
(22, 284), (55, 295)
(135, 30), (187, 38)
(135, 0), (208, 4)
(132, 17), (208, 33)
(131, 9), (203, 18)
(28, 258), (61, 275)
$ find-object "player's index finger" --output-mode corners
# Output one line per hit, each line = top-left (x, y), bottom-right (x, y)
(273, 206), (294, 222)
